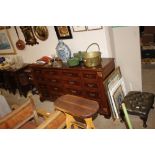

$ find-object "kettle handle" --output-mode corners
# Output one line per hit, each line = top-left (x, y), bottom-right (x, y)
(86, 43), (100, 53)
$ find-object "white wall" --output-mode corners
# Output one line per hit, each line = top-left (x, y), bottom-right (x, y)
(6, 26), (111, 63)
(110, 26), (142, 91)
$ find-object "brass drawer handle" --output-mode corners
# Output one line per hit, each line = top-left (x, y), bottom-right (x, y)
(68, 81), (75, 85)
(87, 83), (95, 88)
(67, 73), (73, 76)
(71, 90), (77, 93)
(53, 87), (58, 90)
(85, 74), (95, 79)
(89, 93), (96, 97)
(52, 79), (56, 82)
(86, 75), (91, 78)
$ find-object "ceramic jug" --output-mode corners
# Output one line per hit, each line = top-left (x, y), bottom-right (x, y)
(56, 40), (71, 62)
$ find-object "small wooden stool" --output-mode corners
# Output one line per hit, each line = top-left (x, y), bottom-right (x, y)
(54, 94), (99, 129)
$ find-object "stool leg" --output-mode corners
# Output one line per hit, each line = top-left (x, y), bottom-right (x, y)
(84, 118), (95, 129)
(65, 113), (78, 129)
(140, 116), (147, 128)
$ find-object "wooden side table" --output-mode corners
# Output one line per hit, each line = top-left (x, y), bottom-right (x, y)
(55, 94), (99, 129)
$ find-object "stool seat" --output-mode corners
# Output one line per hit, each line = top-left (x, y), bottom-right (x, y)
(123, 91), (154, 128)
(55, 94), (99, 129)
(55, 94), (99, 119)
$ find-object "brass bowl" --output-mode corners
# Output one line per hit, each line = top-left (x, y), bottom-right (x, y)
(83, 52), (101, 67)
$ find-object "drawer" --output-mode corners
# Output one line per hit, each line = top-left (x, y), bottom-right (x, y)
(36, 77), (62, 85)
(63, 70), (81, 78)
(48, 85), (63, 93)
(33, 70), (42, 76)
(44, 69), (61, 77)
(36, 76), (46, 82)
(84, 90), (100, 100)
(64, 87), (82, 96)
(43, 70), (62, 80)
(44, 78), (62, 85)
(83, 79), (98, 89)
(64, 78), (81, 87)
(39, 84), (48, 89)
(82, 71), (97, 79)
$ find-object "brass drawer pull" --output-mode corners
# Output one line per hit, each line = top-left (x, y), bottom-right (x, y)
(53, 87), (58, 90)
(87, 83), (95, 88)
(85, 74), (96, 79)
(66, 73), (73, 76)
(89, 93), (96, 97)
(86, 75), (91, 78)
(65, 73), (78, 77)
(69, 81), (75, 85)
(71, 90), (77, 93)
(52, 79), (56, 82)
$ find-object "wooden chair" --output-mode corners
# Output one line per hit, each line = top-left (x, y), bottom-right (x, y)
(0, 95), (66, 129)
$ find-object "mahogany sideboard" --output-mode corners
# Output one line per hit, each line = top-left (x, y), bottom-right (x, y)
(30, 58), (115, 118)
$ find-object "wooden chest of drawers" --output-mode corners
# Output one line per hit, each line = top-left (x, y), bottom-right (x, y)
(31, 58), (115, 118)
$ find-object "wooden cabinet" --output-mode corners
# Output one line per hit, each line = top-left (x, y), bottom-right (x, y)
(31, 58), (115, 118)
(0, 65), (35, 97)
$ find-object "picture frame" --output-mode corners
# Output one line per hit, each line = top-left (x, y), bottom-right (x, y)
(72, 26), (87, 32)
(0, 29), (16, 55)
(87, 26), (103, 31)
(108, 77), (127, 119)
(54, 26), (72, 39)
(104, 67), (122, 90)
(104, 67), (122, 119)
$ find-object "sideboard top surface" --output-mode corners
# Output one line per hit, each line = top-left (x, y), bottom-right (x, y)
(30, 58), (114, 71)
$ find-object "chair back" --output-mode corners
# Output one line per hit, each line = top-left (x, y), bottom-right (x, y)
(0, 96), (39, 129)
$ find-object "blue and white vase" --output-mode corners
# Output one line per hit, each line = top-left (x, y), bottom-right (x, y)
(56, 40), (71, 62)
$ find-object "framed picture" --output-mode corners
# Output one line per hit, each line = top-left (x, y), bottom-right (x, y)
(108, 77), (127, 119)
(113, 85), (125, 113)
(0, 29), (16, 55)
(104, 67), (122, 90)
(87, 26), (103, 31)
(72, 26), (87, 32)
(54, 26), (72, 39)
(104, 67), (122, 119)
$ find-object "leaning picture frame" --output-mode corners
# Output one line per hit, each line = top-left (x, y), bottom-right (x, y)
(108, 77), (127, 118)
(0, 29), (16, 55)
(54, 26), (72, 40)
(104, 67), (122, 91)
(104, 67), (122, 119)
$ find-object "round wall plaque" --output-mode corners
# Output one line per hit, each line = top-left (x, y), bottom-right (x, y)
(33, 26), (49, 41)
